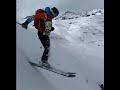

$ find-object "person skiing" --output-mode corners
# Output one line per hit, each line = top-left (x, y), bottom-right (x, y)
(21, 7), (59, 67)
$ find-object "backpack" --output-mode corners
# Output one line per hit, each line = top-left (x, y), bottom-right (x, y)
(35, 9), (45, 15)
(34, 9), (46, 30)
(34, 9), (53, 32)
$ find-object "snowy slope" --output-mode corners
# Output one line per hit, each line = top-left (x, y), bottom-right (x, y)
(16, 9), (104, 90)
(55, 11), (81, 20)
(55, 9), (104, 20)
(81, 9), (104, 17)
(54, 10), (104, 48)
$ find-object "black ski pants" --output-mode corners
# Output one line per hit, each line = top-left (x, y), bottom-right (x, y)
(38, 31), (50, 62)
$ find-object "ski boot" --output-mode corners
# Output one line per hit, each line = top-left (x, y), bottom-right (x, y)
(40, 57), (51, 68)
(21, 21), (29, 29)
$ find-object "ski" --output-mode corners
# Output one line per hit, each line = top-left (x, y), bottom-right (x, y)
(28, 60), (76, 77)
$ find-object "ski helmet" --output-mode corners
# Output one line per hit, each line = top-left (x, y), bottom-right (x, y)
(45, 7), (59, 18)
(50, 7), (59, 17)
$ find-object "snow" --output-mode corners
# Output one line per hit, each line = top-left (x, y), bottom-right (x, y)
(16, 4), (104, 90)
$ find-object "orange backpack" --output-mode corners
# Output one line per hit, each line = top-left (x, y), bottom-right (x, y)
(34, 9), (47, 31)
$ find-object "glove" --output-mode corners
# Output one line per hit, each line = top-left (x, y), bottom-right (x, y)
(50, 27), (54, 31)
(21, 22), (28, 29)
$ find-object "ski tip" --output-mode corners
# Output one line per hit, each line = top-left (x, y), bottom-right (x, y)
(27, 60), (35, 66)
(27, 59), (31, 63)
(67, 74), (76, 77)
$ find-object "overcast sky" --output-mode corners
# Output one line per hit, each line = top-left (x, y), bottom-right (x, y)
(17, 0), (104, 18)
(39, 0), (104, 13)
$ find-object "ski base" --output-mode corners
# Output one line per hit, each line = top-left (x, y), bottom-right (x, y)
(28, 60), (76, 77)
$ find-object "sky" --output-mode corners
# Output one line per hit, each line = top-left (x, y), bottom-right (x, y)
(52, 0), (104, 13)
(37, 0), (104, 13)
(17, 0), (104, 17)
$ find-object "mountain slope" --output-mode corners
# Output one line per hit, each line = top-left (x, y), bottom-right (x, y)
(17, 9), (104, 90)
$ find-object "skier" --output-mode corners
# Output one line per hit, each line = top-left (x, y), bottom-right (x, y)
(21, 7), (59, 67)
